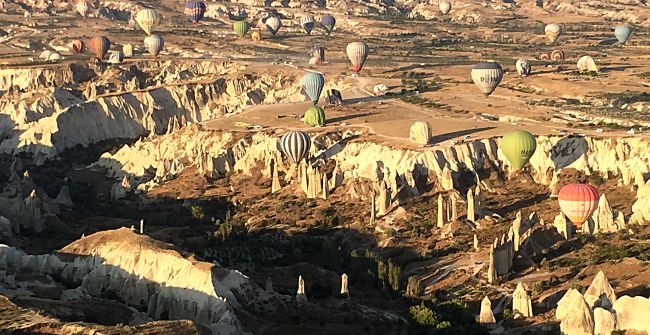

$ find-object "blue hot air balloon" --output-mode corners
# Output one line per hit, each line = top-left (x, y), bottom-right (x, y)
(300, 72), (325, 105)
(614, 25), (633, 44)
(185, 1), (206, 24)
(321, 15), (336, 34)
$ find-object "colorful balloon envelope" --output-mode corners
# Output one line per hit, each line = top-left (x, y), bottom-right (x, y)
(550, 49), (564, 61)
(501, 131), (536, 170)
(545, 23), (562, 44)
(614, 25), (633, 44)
(144, 35), (164, 57)
(321, 15), (336, 34)
(279, 131), (311, 165)
(439, 0), (452, 15)
(471, 62), (503, 96)
(251, 30), (261, 42)
(87, 36), (110, 60)
(265, 16), (282, 36)
(301, 15), (315, 35)
(304, 106), (326, 127)
(309, 46), (325, 62)
(301, 72), (325, 105)
(135, 9), (160, 36)
(346, 41), (369, 73)
(233, 20), (250, 37)
(185, 1), (206, 24)
(558, 184), (599, 227)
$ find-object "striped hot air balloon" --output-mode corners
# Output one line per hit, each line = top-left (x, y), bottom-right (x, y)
(439, 0), (452, 15)
(558, 184), (599, 227)
(144, 34), (164, 57)
(301, 15), (315, 35)
(321, 15), (335, 34)
(135, 9), (160, 35)
(551, 49), (564, 61)
(539, 53), (550, 61)
(346, 41), (369, 73)
(69, 39), (84, 54)
(279, 131), (311, 165)
(500, 131), (536, 170)
(304, 106), (326, 127)
(545, 23), (562, 44)
(265, 16), (282, 36)
(301, 72), (325, 104)
(471, 62), (503, 96)
(233, 20), (250, 37)
(309, 46), (325, 62)
(77, 0), (91, 17)
(108, 50), (124, 64)
(515, 59), (531, 77)
(185, 1), (206, 24)
(87, 36), (110, 60)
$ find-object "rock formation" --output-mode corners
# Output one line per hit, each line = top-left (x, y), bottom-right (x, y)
(488, 229), (515, 282)
(437, 193), (445, 228)
(450, 193), (458, 221)
(370, 190), (376, 225)
(593, 307), (617, 335)
(265, 276), (273, 292)
(512, 282), (533, 317)
(473, 234), (478, 250)
(321, 174), (329, 199)
(340, 273), (349, 298)
(583, 271), (616, 310)
(614, 296), (650, 333)
(466, 188), (475, 222)
(479, 296), (496, 327)
(554, 212), (572, 240)
(556, 289), (594, 335)
(296, 275), (307, 305)
(585, 194), (625, 234)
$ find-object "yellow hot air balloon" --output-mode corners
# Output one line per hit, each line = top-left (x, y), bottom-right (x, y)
(135, 9), (160, 35)
(544, 23), (562, 44)
(251, 30), (261, 42)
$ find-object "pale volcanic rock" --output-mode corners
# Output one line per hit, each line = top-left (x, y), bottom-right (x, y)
(513, 282), (533, 317)
(631, 179), (650, 224)
(556, 289), (594, 335)
(479, 296), (496, 327)
(554, 212), (572, 240)
(583, 270), (617, 310)
(593, 307), (617, 335)
(613, 296), (650, 333)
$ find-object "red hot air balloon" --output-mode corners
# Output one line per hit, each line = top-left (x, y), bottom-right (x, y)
(87, 36), (110, 60)
(558, 183), (599, 227)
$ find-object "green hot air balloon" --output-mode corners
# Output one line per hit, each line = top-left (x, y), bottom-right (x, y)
(300, 72), (325, 105)
(501, 131), (537, 170)
(304, 106), (325, 127)
(614, 25), (633, 44)
(233, 20), (250, 38)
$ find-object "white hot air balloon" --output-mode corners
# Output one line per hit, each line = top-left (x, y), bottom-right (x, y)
(346, 41), (369, 73)
(545, 23), (562, 44)
(265, 16), (282, 36)
(135, 9), (160, 35)
(516, 59), (531, 77)
(108, 50), (124, 64)
(122, 44), (134, 57)
(279, 131), (311, 165)
(144, 35), (164, 57)
(439, 1), (452, 15)
(577, 55), (598, 72)
(409, 121), (432, 145)
(301, 15), (315, 35)
(471, 62), (503, 96)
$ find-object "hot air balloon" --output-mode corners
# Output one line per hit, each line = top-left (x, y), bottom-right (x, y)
(185, 1), (206, 24)
(233, 20), (250, 37)
(545, 23), (562, 44)
(69, 40), (84, 54)
(321, 15), (335, 34)
(346, 41), (369, 73)
(539, 53), (550, 61)
(310, 46), (325, 62)
(301, 72), (325, 105)
(501, 131), (536, 170)
(471, 62), (503, 96)
(516, 59), (531, 77)
(108, 50), (124, 64)
(135, 9), (160, 36)
(309, 57), (324, 65)
(265, 16), (282, 36)
(251, 30), (261, 42)
(409, 121), (432, 145)
(577, 55), (598, 72)
(304, 106), (326, 127)
(279, 131), (311, 165)
(550, 49), (564, 61)
(301, 15), (315, 35)
(439, 1), (452, 15)
(144, 34), (164, 57)
(614, 24), (633, 44)
(87, 36), (110, 60)
(558, 184), (599, 227)
(77, 0), (91, 17)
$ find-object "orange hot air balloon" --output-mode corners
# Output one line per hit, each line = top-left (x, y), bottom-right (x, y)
(558, 184), (599, 227)
(70, 39), (84, 54)
(87, 36), (110, 60)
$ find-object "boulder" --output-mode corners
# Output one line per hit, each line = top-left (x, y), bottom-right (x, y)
(613, 295), (650, 333)
(479, 296), (496, 327)
(556, 289), (594, 335)
(593, 307), (617, 335)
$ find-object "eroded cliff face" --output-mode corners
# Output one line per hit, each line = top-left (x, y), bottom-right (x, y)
(95, 126), (650, 222)
(0, 227), (255, 335)
(0, 61), (343, 161)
